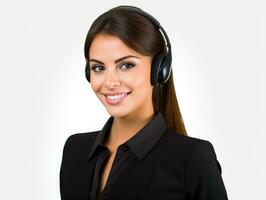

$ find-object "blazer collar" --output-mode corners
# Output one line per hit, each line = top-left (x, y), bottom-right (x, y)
(88, 111), (167, 161)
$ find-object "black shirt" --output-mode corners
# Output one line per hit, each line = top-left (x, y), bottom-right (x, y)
(88, 111), (168, 199)
(60, 111), (228, 199)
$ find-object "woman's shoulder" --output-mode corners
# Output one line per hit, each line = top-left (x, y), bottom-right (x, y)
(65, 131), (99, 143)
(163, 129), (221, 171)
(164, 130), (228, 198)
(62, 131), (100, 154)
(164, 129), (215, 151)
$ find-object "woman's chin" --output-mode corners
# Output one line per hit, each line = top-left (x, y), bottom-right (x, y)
(105, 108), (130, 118)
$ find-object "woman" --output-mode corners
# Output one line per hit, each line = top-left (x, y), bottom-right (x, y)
(60, 5), (228, 200)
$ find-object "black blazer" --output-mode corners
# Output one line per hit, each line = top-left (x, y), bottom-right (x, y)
(60, 112), (228, 200)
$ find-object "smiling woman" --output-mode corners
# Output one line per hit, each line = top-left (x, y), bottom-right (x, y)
(59, 5), (228, 200)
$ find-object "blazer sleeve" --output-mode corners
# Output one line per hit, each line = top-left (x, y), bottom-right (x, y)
(184, 141), (228, 200)
(59, 136), (71, 198)
(59, 134), (76, 199)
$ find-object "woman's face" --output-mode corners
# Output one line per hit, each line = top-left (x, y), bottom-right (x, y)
(89, 33), (154, 118)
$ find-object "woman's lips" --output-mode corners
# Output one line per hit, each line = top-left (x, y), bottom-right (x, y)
(104, 92), (131, 105)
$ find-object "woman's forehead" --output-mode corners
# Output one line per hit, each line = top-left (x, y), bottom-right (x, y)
(89, 34), (141, 59)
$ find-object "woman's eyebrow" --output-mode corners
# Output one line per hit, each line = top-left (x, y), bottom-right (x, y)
(89, 55), (140, 64)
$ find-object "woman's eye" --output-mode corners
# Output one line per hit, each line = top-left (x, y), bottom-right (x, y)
(120, 62), (135, 70)
(91, 65), (104, 72)
(90, 62), (135, 72)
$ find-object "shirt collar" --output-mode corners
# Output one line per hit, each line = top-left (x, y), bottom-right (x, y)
(87, 111), (167, 161)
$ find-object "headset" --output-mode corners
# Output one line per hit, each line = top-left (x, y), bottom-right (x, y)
(84, 5), (172, 87)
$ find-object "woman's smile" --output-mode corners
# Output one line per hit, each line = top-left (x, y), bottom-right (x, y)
(104, 92), (131, 105)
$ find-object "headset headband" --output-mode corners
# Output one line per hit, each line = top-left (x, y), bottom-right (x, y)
(111, 6), (172, 56)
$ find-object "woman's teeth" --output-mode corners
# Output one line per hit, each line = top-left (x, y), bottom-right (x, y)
(107, 93), (127, 100)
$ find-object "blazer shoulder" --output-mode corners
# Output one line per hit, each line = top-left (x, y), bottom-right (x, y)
(165, 129), (215, 154)
(164, 130), (227, 199)
(62, 131), (100, 155)
(164, 129), (221, 170)
(66, 131), (99, 144)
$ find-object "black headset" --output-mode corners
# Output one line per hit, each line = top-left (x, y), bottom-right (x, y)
(85, 5), (172, 86)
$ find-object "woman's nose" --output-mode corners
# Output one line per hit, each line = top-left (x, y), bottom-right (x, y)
(104, 69), (121, 89)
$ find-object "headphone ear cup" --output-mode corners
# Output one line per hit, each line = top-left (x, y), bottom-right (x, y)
(85, 61), (90, 82)
(160, 54), (172, 84)
(151, 53), (165, 86)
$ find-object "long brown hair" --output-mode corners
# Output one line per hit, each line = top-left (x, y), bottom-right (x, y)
(84, 7), (187, 136)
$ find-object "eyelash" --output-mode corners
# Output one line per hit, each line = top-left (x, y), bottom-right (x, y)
(90, 62), (136, 72)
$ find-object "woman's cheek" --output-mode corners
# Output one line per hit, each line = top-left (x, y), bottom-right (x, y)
(91, 75), (104, 91)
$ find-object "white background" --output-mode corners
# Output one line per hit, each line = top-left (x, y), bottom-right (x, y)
(1, 0), (265, 199)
